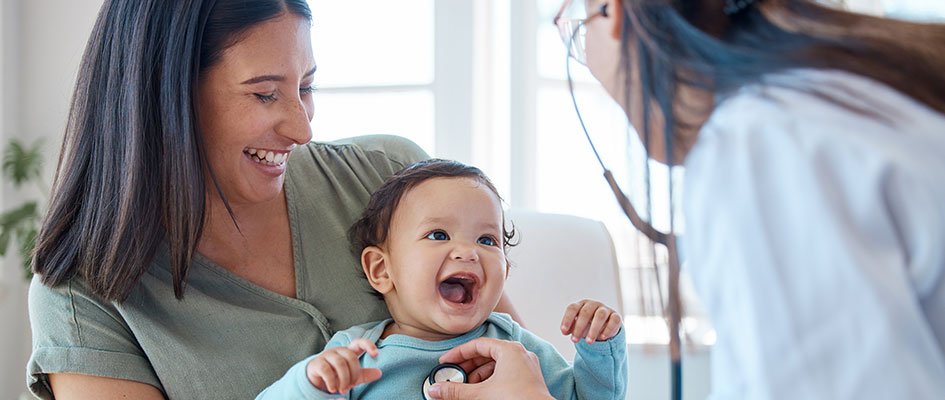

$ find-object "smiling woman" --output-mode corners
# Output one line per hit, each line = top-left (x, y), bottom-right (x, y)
(24, 1), (451, 399)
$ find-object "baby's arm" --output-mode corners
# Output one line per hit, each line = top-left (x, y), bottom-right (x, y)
(255, 335), (381, 399)
(515, 300), (628, 400)
(566, 299), (628, 400)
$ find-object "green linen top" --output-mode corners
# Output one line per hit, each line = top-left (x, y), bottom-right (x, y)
(26, 135), (429, 400)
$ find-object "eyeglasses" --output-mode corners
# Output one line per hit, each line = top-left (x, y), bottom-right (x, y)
(553, 0), (609, 65)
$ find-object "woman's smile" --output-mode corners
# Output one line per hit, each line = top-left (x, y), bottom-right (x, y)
(243, 147), (294, 177)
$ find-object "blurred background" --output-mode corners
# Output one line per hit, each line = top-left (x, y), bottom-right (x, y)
(1, 0), (943, 398)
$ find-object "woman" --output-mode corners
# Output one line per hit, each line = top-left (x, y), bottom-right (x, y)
(429, 0), (945, 399)
(27, 1), (519, 399)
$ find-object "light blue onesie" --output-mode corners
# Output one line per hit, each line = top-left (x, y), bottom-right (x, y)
(257, 312), (628, 399)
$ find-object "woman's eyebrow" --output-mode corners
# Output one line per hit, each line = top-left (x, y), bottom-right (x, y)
(241, 66), (317, 85)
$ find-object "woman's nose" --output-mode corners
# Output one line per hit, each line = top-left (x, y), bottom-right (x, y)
(276, 95), (314, 144)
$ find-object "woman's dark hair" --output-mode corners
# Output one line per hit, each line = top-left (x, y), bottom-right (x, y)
(619, 0), (945, 164)
(349, 159), (517, 259)
(32, 0), (312, 302)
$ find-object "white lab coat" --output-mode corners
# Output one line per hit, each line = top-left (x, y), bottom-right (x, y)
(683, 69), (945, 399)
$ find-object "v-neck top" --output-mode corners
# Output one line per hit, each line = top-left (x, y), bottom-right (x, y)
(26, 135), (429, 400)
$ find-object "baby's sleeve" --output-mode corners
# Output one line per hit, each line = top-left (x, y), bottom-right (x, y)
(27, 277), (162, 399)
(572, 327), (628, 400)
(512, 317), (628, 400)
(255, 331), (354, 400)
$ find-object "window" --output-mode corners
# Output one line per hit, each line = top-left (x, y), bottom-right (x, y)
(307, 1), (435, 152)
(307, 0), (945, 347)
(308, 0), (709, 346)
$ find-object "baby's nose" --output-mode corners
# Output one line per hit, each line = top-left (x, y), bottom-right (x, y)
(450, 244), (479, 262)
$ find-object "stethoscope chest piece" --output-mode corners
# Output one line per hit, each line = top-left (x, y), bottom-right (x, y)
(421, 363), (467, 400)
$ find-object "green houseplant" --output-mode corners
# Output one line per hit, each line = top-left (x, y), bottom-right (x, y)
(0, 138), (45, 279)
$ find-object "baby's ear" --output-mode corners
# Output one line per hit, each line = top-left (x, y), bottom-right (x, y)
(362, 246), (393, 294)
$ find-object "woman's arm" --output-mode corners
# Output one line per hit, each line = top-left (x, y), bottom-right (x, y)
(494, 292), (525, 327)
(49, 373), (165, 400)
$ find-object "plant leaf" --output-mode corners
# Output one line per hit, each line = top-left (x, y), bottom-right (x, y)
(0, 202), (38, 256)
(0, 224), (10, 256)
(2, 139), (43, 187)
(0, 201), (38, 225)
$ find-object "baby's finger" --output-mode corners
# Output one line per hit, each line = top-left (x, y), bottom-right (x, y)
(348, 339), (380, 358)
(599, 313), (624, 340)
(571, 302), (598, 343)
(309, 374), (328, 393)
(323, 352), (352, 393)
(333, 348), (364, 392)
(584, 307), (612, 344)
(560, 301), (585, 335)
(312, 358), (339, 393)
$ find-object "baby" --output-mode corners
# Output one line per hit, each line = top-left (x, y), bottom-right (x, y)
(257, 159), (628, 399)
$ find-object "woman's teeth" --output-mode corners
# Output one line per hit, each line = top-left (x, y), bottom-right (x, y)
(245, 148), (287, 166)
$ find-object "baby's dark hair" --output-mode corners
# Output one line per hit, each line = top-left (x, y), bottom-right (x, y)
(349, 159), (517, 258)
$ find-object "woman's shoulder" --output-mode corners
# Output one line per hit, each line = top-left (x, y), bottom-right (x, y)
(299, 135), (429, 171)
(701, 68), (945, 165)
(710, 69), (945, 136)
(28, 275), (163, 398)
(28, 275), (128, 344)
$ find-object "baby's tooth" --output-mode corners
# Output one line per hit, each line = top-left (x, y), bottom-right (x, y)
(248, 148), (257, 155)
(265, 152), (274, 162)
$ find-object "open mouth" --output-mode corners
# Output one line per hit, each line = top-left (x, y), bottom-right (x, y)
(437, 273), (479, 305)
(244, 148), (289, 166)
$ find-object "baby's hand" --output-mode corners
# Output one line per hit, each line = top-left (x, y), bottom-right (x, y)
(560, 299), (623, 344)
(305, 339), (382, 394)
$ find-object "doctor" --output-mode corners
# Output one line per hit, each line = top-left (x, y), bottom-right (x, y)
(428, 0), (945, 398)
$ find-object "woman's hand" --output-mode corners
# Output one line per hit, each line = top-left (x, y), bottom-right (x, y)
(305, 339), (382, 394)
(427, 338), (553, 400)
(560, 299), (622, 344)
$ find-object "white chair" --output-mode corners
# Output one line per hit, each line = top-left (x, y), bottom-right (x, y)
(503, 210), (624, 361)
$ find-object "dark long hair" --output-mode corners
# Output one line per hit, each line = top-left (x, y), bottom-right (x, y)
(32, 0), (312, 302)
(620, 0), (945, 164)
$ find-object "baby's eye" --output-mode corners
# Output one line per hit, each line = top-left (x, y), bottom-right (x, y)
(426, 230), (449, 241)
(477, 236), (498, 246)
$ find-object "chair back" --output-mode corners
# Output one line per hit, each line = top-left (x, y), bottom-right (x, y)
(503, 210), (624, 360)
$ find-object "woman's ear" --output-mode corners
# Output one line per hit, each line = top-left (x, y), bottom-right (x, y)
(362, 246), (393, 294)
(609, 0), (625, 40)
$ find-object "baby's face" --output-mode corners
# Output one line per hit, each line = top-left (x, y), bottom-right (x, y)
(381, 177), (507, 340)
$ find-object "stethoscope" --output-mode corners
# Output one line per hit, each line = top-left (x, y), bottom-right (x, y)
(565, 18), (684, 400)
(421, 363), (467, 400)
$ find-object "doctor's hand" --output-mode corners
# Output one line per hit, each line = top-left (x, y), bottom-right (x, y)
(306, 339), (382, 394)
(561, 299), (623, 343)
(427, 338), (553, 400)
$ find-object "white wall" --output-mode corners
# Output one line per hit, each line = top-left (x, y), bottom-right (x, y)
(0, 0), (28, 396)
(0, 1), (102, 398)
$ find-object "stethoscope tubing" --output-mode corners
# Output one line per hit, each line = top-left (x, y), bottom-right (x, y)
(567, 21), (684, 400)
